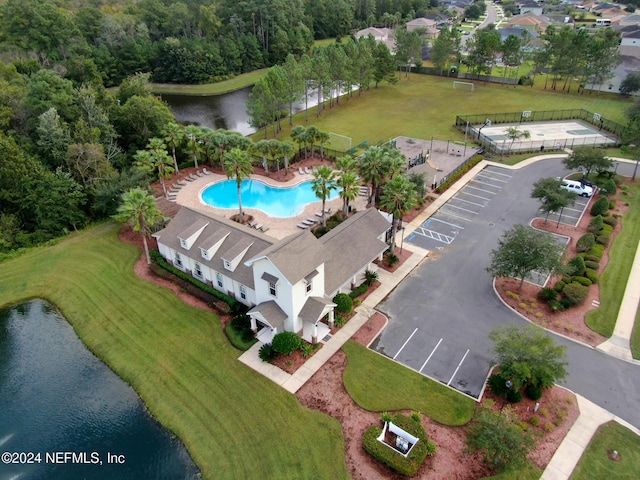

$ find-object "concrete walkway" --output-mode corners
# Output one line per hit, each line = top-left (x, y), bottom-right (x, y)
(238, 155), (640, 479)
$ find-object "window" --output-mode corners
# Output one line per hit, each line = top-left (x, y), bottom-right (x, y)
(269, 282), (277, 297)
(194, 262), (202, 278)
(174, 252), (183, 268)
(180, 239), (187, 248)
(216, 273), (223, 288)
(306, 280), (312, 294)
(240, 285), (247, 300)
(223, 259), (231, 270)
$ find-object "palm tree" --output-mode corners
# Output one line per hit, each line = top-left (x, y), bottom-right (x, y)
(267, 139), (283, 172)
(316, 130), (331, 159)
(335, 155), (358, 174)
(290, 125), (306, 159)
(253, 139), (271, 173)
(311, 165), (337, 228)
(113, 187), (163, 264)
(280, 142), (295, 177)
(337, 170), (360, 217)
(161, 122), (184, 173)
(383, 147), (406, 180)
(184, 125), (204, 169)
(306, 126), (319, 158)
(358, 146), (386, 207)
(223, 148), (254, 222)
(135, 138), (175, 198)
(506, 127), (531, 149)
(379, 175), (418, 255)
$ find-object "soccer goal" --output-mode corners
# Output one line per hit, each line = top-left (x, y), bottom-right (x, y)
(327, 132), (352, 152)
(453, 81), (475, 91)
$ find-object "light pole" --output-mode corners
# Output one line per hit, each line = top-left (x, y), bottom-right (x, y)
(400, 226), (405, 254)
(500, 380), (513, 414)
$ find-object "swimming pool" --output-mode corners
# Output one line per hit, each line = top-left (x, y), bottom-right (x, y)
(200, 179), (340, 218)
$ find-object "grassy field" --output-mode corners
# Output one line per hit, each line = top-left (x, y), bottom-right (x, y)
(0, 224), (349, 480)
(149, 68), (268, 95)
(570, 421), (640, 479)
(480, 464), (542, 480)
(342, 341), (476, 426)
(632, 301), (640, 359)
(586, 182), (640, 339)
(254, 74), (631, 149)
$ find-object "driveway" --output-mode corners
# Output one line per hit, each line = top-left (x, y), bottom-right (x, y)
(373, 158), (640, 428)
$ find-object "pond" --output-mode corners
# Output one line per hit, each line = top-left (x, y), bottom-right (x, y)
(0, 299), (200, 480)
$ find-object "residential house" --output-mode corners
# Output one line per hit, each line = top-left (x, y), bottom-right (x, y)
(354, 26), (396, 51)
(619, 14), (640, 26)
(406, 17), (440, 39)
(504, 12), (552, 34)
(154, 207), (391, 344)
(618, 23), (640, 57)
(517, 0), (544, 16)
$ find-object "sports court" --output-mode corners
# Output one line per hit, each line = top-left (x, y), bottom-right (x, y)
(471, 119), (618, 153)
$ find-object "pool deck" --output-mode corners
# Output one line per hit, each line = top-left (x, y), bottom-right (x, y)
(167, 169), (369, 240)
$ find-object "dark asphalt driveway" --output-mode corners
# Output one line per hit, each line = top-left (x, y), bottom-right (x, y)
(373, 158), (640, 427)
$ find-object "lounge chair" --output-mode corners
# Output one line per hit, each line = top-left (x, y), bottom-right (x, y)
(298, 167), (305, 175)
(297, 223), (310, 229)
(260, 225), (270, 233)
(248, 221), (257, 228)
(304, 167), (311, 174)
(315, 211), (324, 218)
(202, 168), (211, 175)
(254, 224), (262, 230)
(196, 170), (204, 177)
(312, 165), (318, 172)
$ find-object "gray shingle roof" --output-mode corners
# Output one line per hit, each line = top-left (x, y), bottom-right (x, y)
(153, 207), (273, 289)
(299, 296), (336, 323)
(248, 300), (287, 328)
(321, 209), (391, 295)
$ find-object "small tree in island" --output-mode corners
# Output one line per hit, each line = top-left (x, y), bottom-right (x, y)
(223, 147), (254, 223)
(530, 177), (577, 224)
(487, 224), (564, 291)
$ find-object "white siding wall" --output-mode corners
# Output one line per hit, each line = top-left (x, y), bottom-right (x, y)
(251, 259), (295, 331)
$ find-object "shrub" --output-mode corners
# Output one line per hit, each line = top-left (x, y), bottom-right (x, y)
(333, 293), (353, 313)
(385, 252), (399, 266)
(548, 300), (564, 312)
(602, 215), (618, 227)
(596, 235), (609, 246)
(571, 276), (592, 287)
(300, 343), (313, 358)
(587, 215), (603, 234)
(529, 415), (540, 426)
(526, 384), (543, 401)
(349, 283), (369, 299)
(559, 297), (573, 310)
(258, 343), (278, 362)
(584, 254), (601, 263)
(567, 256), (586, 276)
(544, 422), (555, 432)
(554, 281), (566, 293)
(364, 269), (379, 286)
(609, 199), (616, 209)
(271, 331), (303, 355)
(363, 413), (431, 476)
(381, 412), (393, 423)
(334, 315), (346, 327)
(488, 372), (511, 396)
(584, 268), (599, 284)
(411, 411), (421, 422)
(563, 282), (590, 306)
(576, 234), (595, 252)
(241, 327), (255, 343)
(584, 260), (600, 270)
(600, 179), (617, 196)
(538, 287), (558, 302)
(587, 243), (605, 259)
(590, 197), (610, 216)
(425, 440), (437, 457)
(507, 389), (523, 403)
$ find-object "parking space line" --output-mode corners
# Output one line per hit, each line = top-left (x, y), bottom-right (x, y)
(393, 328), (418, 360)
(447, 349), (470, 386)
(415, 227), (454, 244)
(484, 169), (512, 178)
(465, 185), (496, 195)
(437, 210), (472, 222)
(429, 218), (465, 230)
(443, 204), (478, 214)
(477, 173), (509, 183)
(470, 179), (503, 189)
(451, 196), (485, 207)
(419, 338), (443, 373)
(457, 191), (491, 201)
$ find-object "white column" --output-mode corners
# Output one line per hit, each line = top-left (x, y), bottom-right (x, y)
(250, 316), (257, 333)
(312, 323), (318, 344)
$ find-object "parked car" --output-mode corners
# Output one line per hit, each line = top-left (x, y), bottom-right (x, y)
(560, 179), (594, 197)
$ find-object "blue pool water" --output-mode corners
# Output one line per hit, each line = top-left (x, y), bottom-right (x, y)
(201, 179), (339, 218)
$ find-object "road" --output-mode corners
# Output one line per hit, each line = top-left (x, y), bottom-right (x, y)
(374, 158), (640, 429)
(461, 2), (500, 50)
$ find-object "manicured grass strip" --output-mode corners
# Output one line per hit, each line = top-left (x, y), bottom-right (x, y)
(342, 340), (475, 426)
(479, 463), (542, 480)
(586, 183), (640, 337)
(150, 68), (269, 95)
(570, 421), (640, 480)
(0, 224), (348, 480)
(257, 74), (630, 149)
(631, 298), (640, 360)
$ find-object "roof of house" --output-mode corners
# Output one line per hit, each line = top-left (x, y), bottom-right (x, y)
(299, 296), (336, 324)
(406, 17), (437, 27)
(620, 14), (640, 24)
(153, 207), (274, 289)
(518, 0), (542, 8)
(320, 208), (391, 295)
(506, 12), (551, 29)
(245, 229), (328, 286)
(355, 27), (391, 38)
(248, 300), (287, 328)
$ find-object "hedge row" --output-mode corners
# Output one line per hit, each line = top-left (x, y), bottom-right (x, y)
(150, 249), (238, 310)
(362, 413), (434, 476)
(435, 155), (483, 194)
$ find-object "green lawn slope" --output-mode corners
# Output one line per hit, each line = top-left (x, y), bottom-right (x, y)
(0, 223), (348, 480)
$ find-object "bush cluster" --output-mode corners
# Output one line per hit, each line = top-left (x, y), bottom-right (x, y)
(272, 331), (303, 355)
(350, 283), (369, 299)
(333, 293), (353, 313)
(554, 281), (565, 292)
(584, 260), (600, 271)
(596, 235), (609, 246)
(567, 256), (585, 276)
(587, 244), (605, 259)
(526, 384), (543, 401)
(362, 413), (433, 476)
(587, 215), (603, 234)
(562, 282), (590, 306)
(571, 276), (592, 287)
(259, 343), (278, 362)
(600, 179), (617, 196)
(584, 268), (599, 284)
(435, 154), (483, 193)
(583, 254), (601, 263)
(576, 234), (595, 253)
(602, 215), (618, 227)
(590, 197), (610, 216)
(538, 287), (558, 302)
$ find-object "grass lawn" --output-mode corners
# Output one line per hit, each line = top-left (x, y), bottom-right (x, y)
(341, 340), (476, 426)
(632, 300), (640, 359)
(0, 223), (348, 480)
(480, 464), (543, 480)
(149, 68), (269, 95)
(586, 182), (640, 339)
(255, 74), (630, 149)
(570, 421), (640, 479)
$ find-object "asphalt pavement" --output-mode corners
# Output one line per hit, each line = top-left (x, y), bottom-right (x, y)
(374, 157), (640, 428)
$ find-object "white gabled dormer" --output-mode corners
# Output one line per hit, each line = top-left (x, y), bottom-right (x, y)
(200, 230), (231, 261)
(178, 219), (209, 250)
(221, 238), (254, 272)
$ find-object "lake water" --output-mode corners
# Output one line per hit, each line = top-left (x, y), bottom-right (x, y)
(0, 300), (200, 480)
